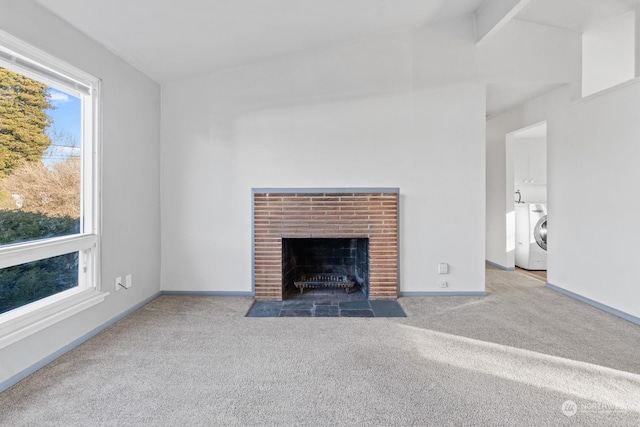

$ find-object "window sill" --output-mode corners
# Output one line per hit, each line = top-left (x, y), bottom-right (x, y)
(0, 288), (108, 350)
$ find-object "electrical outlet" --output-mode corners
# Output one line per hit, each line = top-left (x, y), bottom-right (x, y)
(115, 276), (122, 291)
(125, 274), (132, 289)
(440, 281), (448, 288)
(438, 262), (449, 274)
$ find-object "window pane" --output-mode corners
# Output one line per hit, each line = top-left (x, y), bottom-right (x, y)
(0, 252), (79, 315)
(0, 67), (82, 247)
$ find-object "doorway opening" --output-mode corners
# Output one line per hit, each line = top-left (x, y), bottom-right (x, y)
(506, 121), (548, 279)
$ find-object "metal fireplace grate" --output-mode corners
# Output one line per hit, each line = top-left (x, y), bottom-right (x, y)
(294, 274), (355, 294)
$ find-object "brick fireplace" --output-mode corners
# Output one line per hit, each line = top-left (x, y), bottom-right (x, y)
(252, 189), (399, 300)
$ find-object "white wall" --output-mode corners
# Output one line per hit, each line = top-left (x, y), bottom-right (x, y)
(486, 86), (570, 269)
(0, 1), (161, 385)
(478, 19), (581, 88)
(487, 70), (640, 319)
(583, 11), (636, 97)
(552, 79), (640, 318)
(483, 18), (581, 269)
(636, 5), (640, 77)
(512, 136), (547, 204)
(486, 109), (515, 268)
(485, 10), (640, 319)
(161, 18), (486, 295)
(513, 184), (546, 204)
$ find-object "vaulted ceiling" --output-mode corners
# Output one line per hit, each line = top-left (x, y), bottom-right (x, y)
(34, 0), (639, 117)
(34, 0), (485, 83)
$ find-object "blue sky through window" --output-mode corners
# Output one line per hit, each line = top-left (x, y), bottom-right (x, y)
(43, 88), (81, 166)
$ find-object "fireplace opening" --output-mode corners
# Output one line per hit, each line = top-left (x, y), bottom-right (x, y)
(282, 238), (369, 299)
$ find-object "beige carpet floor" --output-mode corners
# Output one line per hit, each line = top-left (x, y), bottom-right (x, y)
(515, 267), (547, 282)
(1, 267), (639, 426)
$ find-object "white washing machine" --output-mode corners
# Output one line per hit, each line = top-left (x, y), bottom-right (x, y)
(515, 203), (547, 270)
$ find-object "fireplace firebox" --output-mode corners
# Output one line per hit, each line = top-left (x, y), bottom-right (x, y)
(282, 238), (369, 298)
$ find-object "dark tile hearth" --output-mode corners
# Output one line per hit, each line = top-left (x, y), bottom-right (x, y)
(246, 292), (406, 318)
(279, 309), (313, 317)
(314, 305), (339, 317)
(339, 309), (375, 318)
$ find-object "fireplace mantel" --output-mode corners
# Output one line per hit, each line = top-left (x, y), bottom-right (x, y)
(252, 188), (399, 300)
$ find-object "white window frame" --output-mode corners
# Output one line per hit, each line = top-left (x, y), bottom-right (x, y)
(0, 30), (105, 350)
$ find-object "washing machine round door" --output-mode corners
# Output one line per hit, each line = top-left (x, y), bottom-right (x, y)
(534, 215), (547, 251)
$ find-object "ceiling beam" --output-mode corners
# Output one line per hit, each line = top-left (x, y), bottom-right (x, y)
(475, 0), (531, 44)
